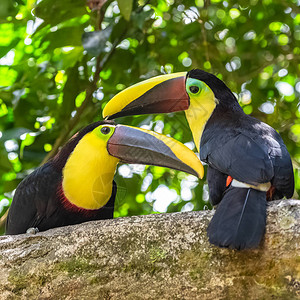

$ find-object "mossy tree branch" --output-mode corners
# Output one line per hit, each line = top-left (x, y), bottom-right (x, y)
(0, 200), (299, 299)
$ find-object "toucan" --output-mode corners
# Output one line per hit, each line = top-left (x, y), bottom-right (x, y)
(6, 121), (203, 235)
(103, 69), (295, 250)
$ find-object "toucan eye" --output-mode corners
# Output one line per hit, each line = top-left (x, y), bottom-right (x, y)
(189, 86), (200, 94)
(101, 127), (111, 135)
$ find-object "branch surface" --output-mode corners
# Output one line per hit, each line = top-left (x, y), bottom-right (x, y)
(0, 200), (299, 299)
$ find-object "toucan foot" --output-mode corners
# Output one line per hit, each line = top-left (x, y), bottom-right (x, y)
(26, 227), (39, 234)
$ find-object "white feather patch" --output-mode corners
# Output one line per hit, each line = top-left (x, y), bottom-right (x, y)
(231, 179), (271, 192)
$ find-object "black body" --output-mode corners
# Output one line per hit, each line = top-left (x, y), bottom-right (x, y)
(6, 121), (116, 235)
(188, 69), (294, 249)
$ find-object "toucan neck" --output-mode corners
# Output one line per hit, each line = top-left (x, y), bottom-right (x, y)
(62, 133), (119, 210)
(184, 96), (217, 151)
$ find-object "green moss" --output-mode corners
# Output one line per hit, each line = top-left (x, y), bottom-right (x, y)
(122, 256), (159, 275)
(88, 274), (111, 285)
(122, 246), (171, 276)
(7, 259), (110, 296)
(176, 245), (300, 299)
(149, 247), (167, 263)
(8, 269), (49, 295)
(55, 257), (99, 277)
(177, 249), (214, 284)
(122, 257), (151, 274)
(8, 271), (27, 294)
(224, 276), (297, 300)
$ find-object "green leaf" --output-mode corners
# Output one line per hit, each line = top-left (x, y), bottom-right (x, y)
(61, 47), (84, 69)
(33, 0), (87, 29)
(110, 18), (128, 43)
(82, 26), (112, 57)
(58, 64), (88, 121)
(117, 0), (133, 21)
(41, 26), (84, 51)
(0, 91), (13, 105)
(131, 9), (153, 30)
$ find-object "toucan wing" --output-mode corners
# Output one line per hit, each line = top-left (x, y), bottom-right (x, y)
(6, 163), (61, 235)
(202, 132), (274, 185)
(201, 119), (294, 198)
(267, 134), (294, 198)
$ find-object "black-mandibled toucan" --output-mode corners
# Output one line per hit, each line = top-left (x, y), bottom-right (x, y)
(103, 69), (294, 250)
(6, 121), (203, 235)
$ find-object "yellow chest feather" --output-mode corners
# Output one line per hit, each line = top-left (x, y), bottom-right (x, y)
(62, 133), (119, 210)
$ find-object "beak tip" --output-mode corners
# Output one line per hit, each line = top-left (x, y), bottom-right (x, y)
(196, 166), (205, 179)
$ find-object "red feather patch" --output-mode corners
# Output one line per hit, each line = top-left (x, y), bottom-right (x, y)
(57, 182), (100, 216)
(226, 176), (233, 187)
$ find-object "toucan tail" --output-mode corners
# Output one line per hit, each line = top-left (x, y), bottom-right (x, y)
(207, 186), (267, 250)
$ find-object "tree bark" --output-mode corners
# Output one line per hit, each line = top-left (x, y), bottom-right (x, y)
(0, 200), (299, 299)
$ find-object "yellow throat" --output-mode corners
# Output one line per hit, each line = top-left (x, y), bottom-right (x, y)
(62, 129), (119, 210)
(184, 78), (217, 151)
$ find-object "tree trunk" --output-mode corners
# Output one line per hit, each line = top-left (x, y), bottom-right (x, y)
(0, 200), (299, 299)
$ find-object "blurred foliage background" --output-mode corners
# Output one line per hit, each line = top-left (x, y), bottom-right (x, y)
(0, 0), (299, 232)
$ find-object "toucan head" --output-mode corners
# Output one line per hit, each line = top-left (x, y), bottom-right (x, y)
(103, 69), (237, 150)
(53, 121), (204, 210)
(103, 69), (237, 120)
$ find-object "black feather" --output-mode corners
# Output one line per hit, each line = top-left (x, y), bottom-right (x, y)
(207, 166), (227, 206)
(207, 186), (267, 250)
